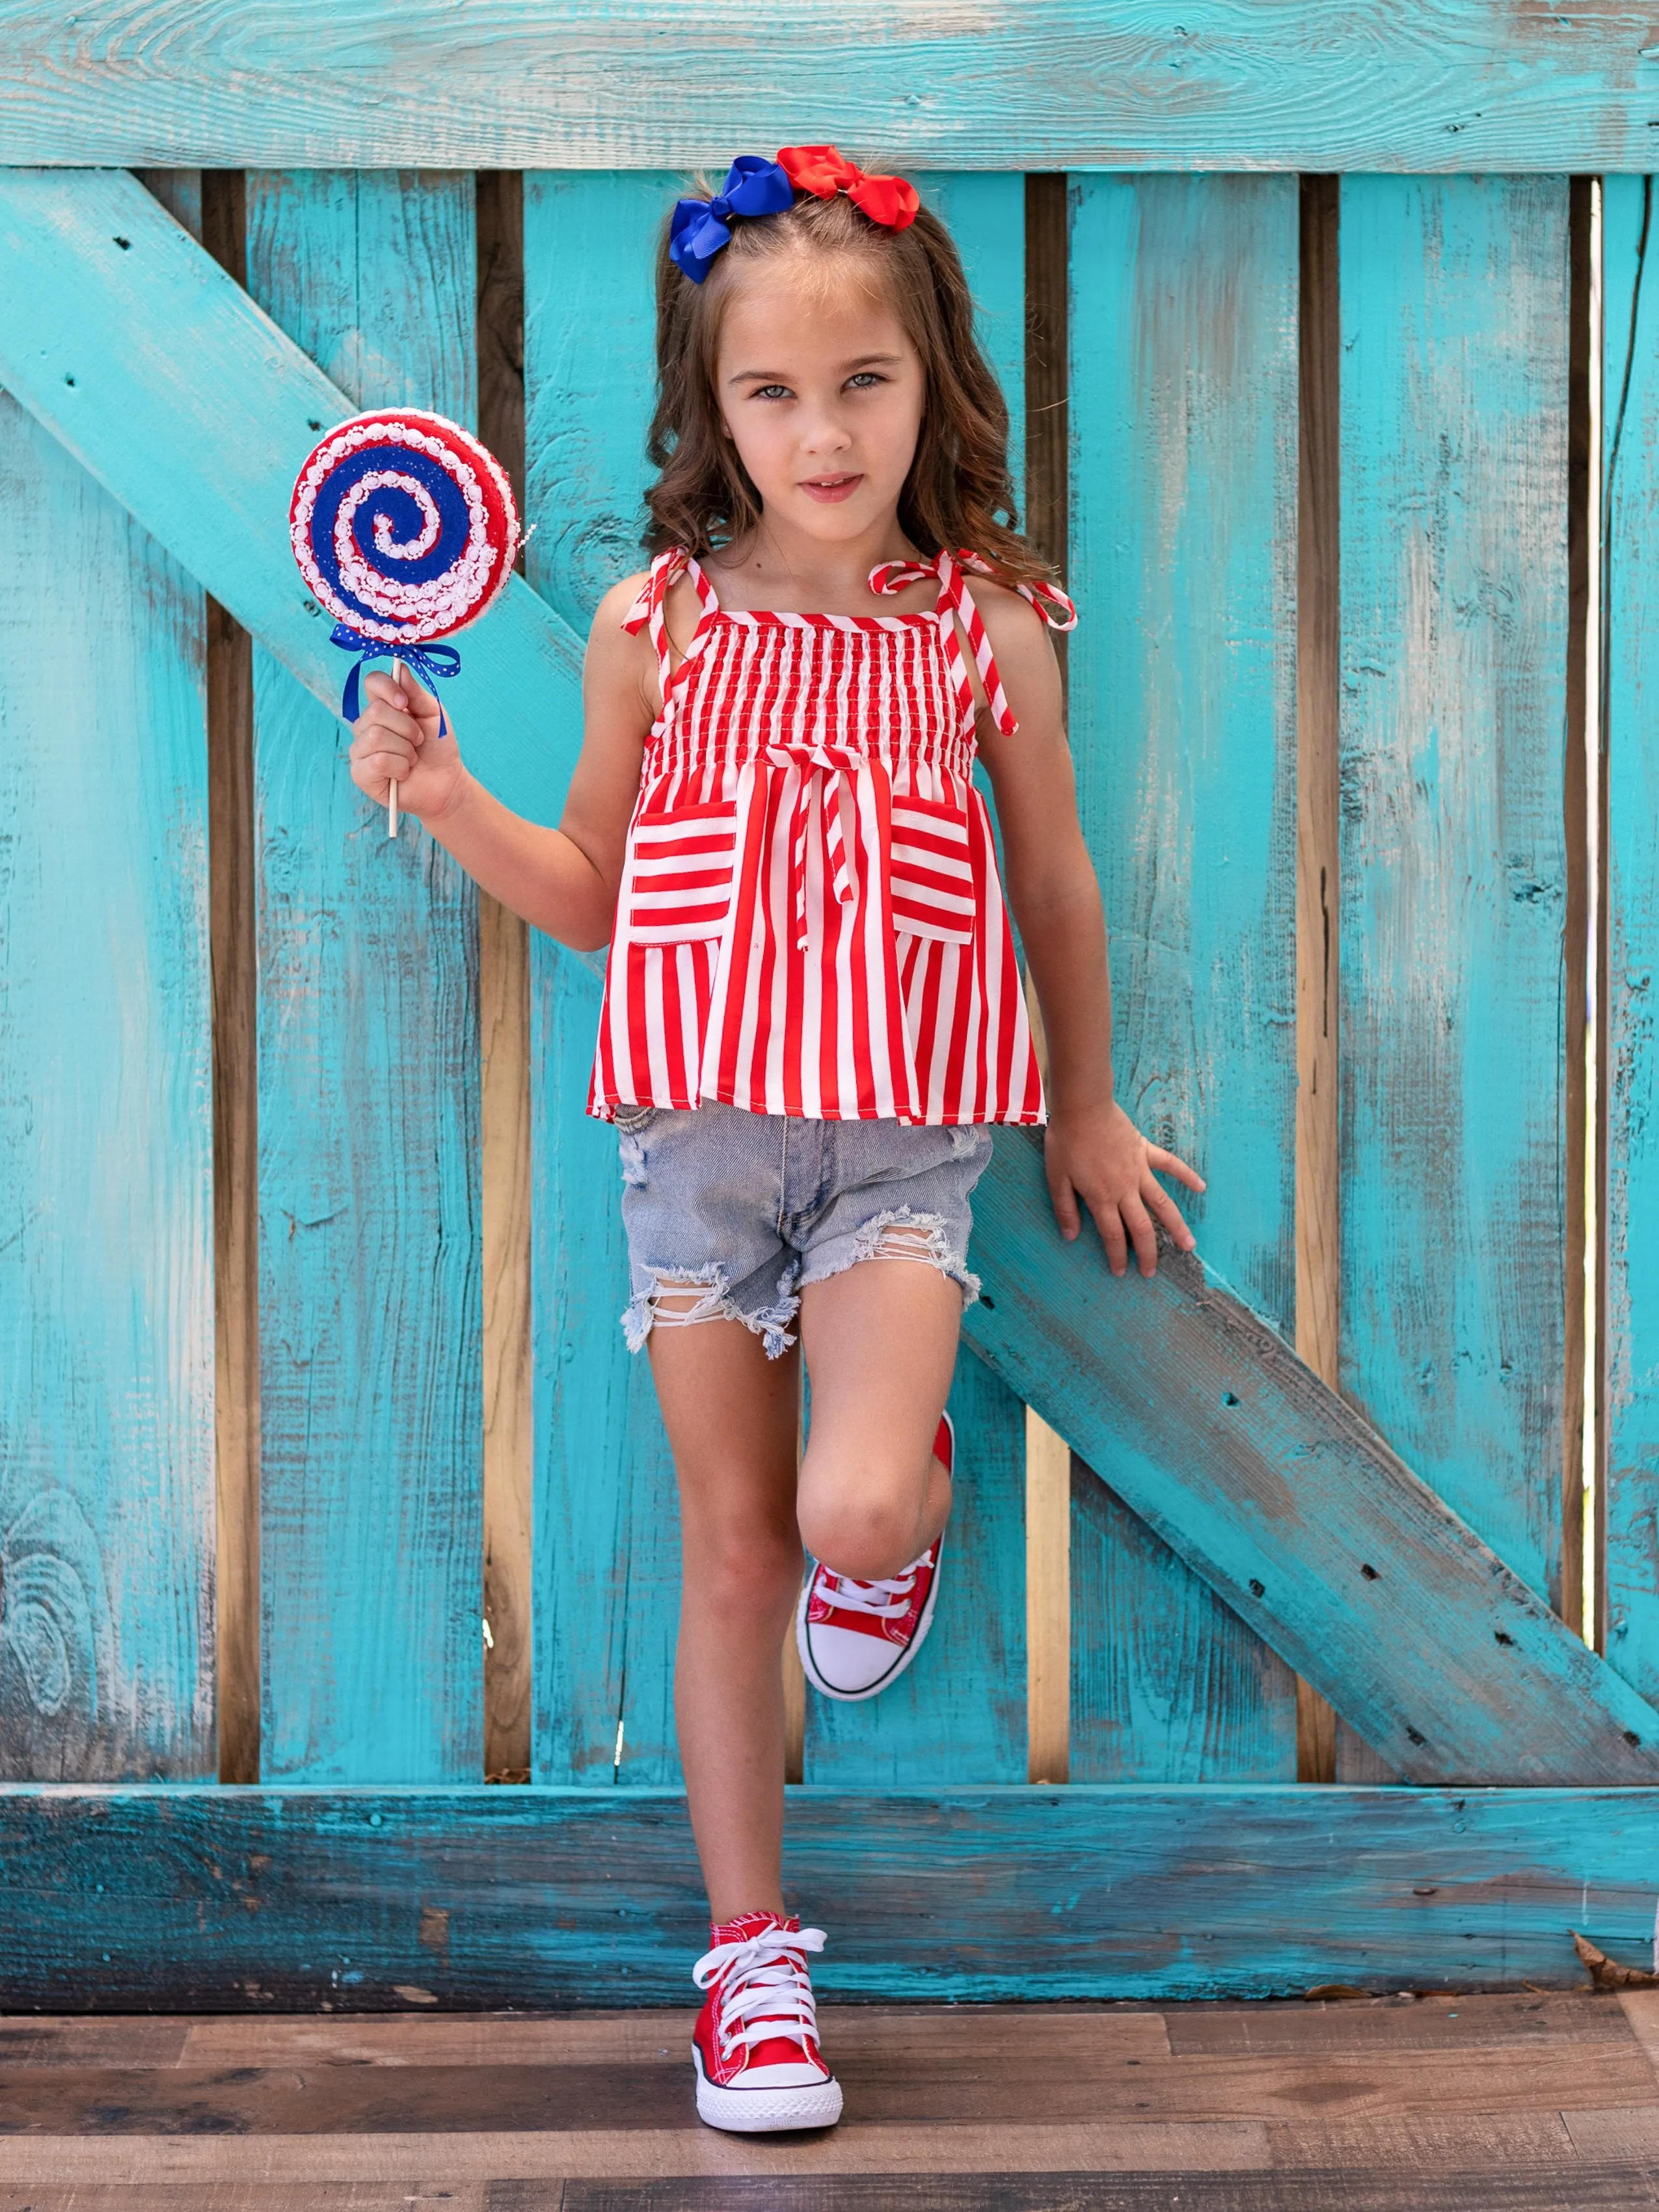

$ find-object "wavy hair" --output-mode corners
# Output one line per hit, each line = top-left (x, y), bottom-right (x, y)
(643, 181), (1057, 593)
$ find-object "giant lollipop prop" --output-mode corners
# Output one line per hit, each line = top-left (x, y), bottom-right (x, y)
(290, 410), (520, 837)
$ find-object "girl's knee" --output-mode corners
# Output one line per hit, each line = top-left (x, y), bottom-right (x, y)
(682, 1522), (802, 1623)
(798, 1491), (927, 1583)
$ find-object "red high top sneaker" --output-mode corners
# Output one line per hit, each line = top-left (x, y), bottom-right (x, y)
(690, 1911), (841, 2132)
(796, 1411), (951, 1701)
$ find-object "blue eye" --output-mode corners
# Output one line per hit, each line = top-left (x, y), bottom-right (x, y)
(753, 384), (791, 401)
(846, 371), (884, 390)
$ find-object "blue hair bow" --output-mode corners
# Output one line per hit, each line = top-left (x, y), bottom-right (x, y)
(669, 155), (796, 284)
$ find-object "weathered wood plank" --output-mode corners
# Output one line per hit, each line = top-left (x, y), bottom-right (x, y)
(1603, 177), (1659, 1707)
(1337, 178), (1572, 1628)
(1066, 174), (1300, 1783)
(962, 1132), (1659, 1786)
(522, 172), (681, 1787)
(245, 171), (483, 1783)
(8, 5), (1659, 170)
(0, 166), (583, 828)
(3, 1783), (1659, 2006)
(0, 402), (213, 1778)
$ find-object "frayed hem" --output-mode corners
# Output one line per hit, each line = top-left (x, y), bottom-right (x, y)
(805, 1205), (982, 1309)
(621, 1263), (802, 1359)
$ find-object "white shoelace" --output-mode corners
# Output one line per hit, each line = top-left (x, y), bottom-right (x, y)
(692, 1924), (826, 2063)
(814, 1547), (932, 1620)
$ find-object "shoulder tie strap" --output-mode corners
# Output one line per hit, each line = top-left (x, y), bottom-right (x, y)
(621, 547), (719, 695)
(870, 549), (1077, 736)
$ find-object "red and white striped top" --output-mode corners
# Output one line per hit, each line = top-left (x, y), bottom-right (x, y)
(589, 546), (1076, 1126)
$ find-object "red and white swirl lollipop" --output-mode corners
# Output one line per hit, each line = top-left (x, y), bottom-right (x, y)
(290, 409), (520, 836)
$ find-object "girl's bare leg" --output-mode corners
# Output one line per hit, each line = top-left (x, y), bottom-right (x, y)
(649, 1316), (802, 1926)
(796, 1257), (962, 1584)
(647, 1259), (960, 1924)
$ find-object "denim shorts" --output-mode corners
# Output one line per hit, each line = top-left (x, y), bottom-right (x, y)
(614, 1100), (993, 1358)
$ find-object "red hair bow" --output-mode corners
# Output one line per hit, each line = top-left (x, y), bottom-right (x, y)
(777, 144), (919, 232)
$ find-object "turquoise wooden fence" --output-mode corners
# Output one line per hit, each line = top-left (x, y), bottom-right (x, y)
(2, 8), (1658, 2004)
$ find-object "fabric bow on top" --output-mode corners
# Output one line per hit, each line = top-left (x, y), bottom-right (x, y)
(669, 155), (796, 284)
(777, 145), (920, 232)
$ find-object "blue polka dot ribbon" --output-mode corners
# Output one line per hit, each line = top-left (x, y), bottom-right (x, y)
(332, 623), (461, 735)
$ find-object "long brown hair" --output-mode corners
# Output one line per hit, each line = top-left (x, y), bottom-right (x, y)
(643, 180), (1057, 593)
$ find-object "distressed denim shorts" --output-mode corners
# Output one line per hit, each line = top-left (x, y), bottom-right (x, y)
(614, 1099), (993, 1358)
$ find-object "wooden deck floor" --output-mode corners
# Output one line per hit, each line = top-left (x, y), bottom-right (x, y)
(1, 1991), (1659, 2207)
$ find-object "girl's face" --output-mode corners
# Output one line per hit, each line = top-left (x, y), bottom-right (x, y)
(714, 258), (925, 548)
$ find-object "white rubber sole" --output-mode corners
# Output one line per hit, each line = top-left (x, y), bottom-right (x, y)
(692, 2044), (844, 2132)
(796, 1528), (944, 1702)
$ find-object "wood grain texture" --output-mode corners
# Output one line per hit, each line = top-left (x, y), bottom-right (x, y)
(1338, 178), (1572, 1639)
(0, 2126), (1271, 2187)
(480, 891), (532, 1781)
(245, 172), (483, 1783)
(962, 1132), (1659, 1785)
(1069, 1465), (1300, 1785)
(0, 167), (585, 829)
(197, 167), (262, 1789)
(476, 169), (533, 1784)
(1295, 172), (1343, 1788)
(4, 1783), (1659, 2006)
(11, 5), (1659, 170)
(0, 395), (215, 1777)
(1065, 174), (1300, 1783)
(555, 2181), (1659, 2212)
(1295, 175), (1341, 1413)
(1603, 176), (1659, 1705)
(1025, 1410), (1071, 1783)
(1561, 174), (1594, 1649)
(522, 172), (680, 1788)
(0, 2037), (1649, 2133)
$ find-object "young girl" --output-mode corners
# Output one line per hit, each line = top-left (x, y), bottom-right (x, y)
(349, 145), (1203, 2135)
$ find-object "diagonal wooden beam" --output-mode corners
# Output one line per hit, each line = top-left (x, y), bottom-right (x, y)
(965, 1132), (1659, 1786)
(4, 167), (1654, 1787)
(0, 166), (580, 827)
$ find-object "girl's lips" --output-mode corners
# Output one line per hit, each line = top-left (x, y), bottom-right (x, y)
(799, 473), (863, 504)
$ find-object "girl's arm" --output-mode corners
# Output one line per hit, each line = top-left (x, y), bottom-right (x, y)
(974, 590), (1206, 1278)
(347, 574), (656, 951)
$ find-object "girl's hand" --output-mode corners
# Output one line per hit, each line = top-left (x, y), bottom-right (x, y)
(1044, 1099), (1206, 1277)
(347, 668), (468, 824)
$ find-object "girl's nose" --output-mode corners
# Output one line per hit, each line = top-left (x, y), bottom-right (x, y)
(798, 411), (853, 456)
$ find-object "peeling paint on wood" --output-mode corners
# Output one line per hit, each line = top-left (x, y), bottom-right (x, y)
(1, 1784), (1658, 2006)
(0, 167), (584, 828)
(1338, 178), (1572, 1625)
(524, 172), (683, 1788)
(0, 396), (214, 1779)
(964, 1131), (1659, 1787)
(1066, 174), (1301, 1783)
(7, 5), (1659, 172)
(1604, 175), (1659, 1703)
(245, 172), (483, 1783)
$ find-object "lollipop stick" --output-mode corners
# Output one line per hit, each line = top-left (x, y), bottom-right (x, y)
(388, 656), (401, 839)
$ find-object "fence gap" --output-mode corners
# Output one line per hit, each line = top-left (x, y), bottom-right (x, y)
(1565, 173), (1596, 1643)
(1021, 172), (1072, 1783)
(476, 169), (534, 1783)
(200, 167), (261, 1788)
(1295, 173), (1341, 1783)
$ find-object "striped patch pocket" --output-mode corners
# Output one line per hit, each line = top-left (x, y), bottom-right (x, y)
(889, 794), (977, 945)
(627, 800), (737, 945)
